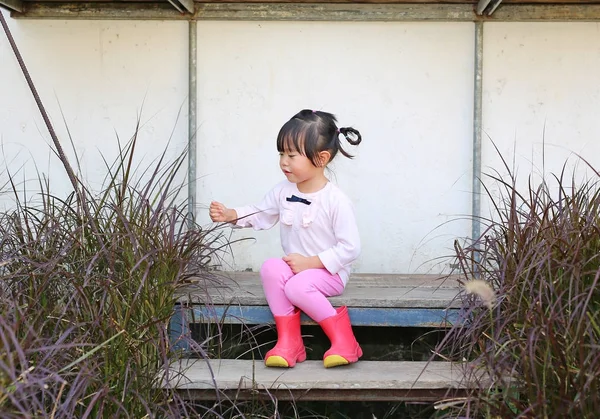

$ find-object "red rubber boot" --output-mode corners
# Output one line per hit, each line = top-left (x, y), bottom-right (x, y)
(318, 306), (363, 368)
(264, 309), (306, 368)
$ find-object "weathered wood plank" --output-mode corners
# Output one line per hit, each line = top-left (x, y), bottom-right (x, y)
(203, 271), (463, 288)
(18, 0), (476, 2)
(189, 305), (459, 327)
(492, 4), (600, 19)
(180, 285), (461, 308)
(15, 0), (600, 3)
(196, 3), (600, 21)
(200, 0), (600, 3)
(163, 359), (473, 401)
(12, 1), (182, 18)
(194, 3), (475, 21)
(194, 0), (476, 3)
(503, 0), (600, 3)
(177, 272), (462, 309)
(13, 2), (600, 20)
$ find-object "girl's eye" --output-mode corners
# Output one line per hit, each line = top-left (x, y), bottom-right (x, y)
(288, 154), (296, 158)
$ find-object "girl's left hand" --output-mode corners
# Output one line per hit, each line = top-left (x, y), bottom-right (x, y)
(283, 253), (309, 274)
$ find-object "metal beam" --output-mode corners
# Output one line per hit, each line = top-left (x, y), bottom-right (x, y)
(475, 0), (502, 16)
(166, 0), (194, 14)
(166, 0), (185, 14)
(0, 0), (23, 13)
(178, 0), (194, 14)
(476, 0), (503, 16)
(476, 0), (492, 15)
(487, 0), (503, 15)
(11, 3), (600, 21)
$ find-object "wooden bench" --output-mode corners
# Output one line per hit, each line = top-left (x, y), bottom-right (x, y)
(166, 272), (467, 402)
(171, 272), (462, 333)
(163, 359), (472, 402)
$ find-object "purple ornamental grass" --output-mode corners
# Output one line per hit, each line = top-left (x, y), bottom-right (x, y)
(436, 147), (600, 418)
(0, 132), (234, 417)
(0, 19), (280, 416)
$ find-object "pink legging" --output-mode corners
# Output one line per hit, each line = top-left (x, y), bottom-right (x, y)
(260, 258), (345, 322)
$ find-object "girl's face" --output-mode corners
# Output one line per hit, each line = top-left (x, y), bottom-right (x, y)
(279, 147), (319, 186)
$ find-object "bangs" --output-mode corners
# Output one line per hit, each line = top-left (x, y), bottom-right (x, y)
(276, 118), (319, 158)
(277, 119), (305, 154)
(277, 133), (304, 154)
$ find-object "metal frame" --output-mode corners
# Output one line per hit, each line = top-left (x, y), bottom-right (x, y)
(0, 0), (23, 13)
(11, 3), (600, 21)
(477, 0), (503, 16)
(472, 21), (483, 261)
(187, 20), (197, 227)
(174, 0), (193, 14)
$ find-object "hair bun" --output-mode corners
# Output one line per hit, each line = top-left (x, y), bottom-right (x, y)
(339, 127), (362, 146)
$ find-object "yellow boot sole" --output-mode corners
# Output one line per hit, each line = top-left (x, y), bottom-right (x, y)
(265, 355), (290, 368)
(323, 355), (349, 368)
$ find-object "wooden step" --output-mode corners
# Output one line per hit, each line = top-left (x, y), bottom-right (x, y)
(162, 359), (471, 402)
(174, 272), (462, 328)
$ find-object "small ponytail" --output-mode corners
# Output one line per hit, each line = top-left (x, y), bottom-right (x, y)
(334, 127), (362, 159)
(339, 127), (362, 146)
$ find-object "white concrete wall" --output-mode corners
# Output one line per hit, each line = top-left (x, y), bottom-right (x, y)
(481, 23), (600, 218)
(3, 18), (600, 275)
(195, 22), (475, 274)
(0, 19), (188, 207)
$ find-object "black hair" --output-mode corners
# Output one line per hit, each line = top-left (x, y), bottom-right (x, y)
(276, 109), (362, 167)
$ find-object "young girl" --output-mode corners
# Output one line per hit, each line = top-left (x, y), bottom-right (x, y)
(209, 109), (362, 369)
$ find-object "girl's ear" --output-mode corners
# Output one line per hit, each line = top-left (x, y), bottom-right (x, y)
(318, 151), (331, 167)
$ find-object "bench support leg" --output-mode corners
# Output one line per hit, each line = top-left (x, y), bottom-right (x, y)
(169, 303), (191, 352)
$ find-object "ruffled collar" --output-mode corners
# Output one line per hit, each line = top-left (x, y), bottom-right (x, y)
(292, 182), (330, 227)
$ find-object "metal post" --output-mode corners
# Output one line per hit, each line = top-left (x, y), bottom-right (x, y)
(472, 21), (483, 268)
(187, 19), (197, 228)
(170, 20), (197, 354)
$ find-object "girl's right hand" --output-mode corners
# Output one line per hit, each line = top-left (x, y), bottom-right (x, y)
(210, 201), (236, 223)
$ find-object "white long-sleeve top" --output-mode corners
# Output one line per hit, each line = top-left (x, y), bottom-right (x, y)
(233, 180), (361, 286)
